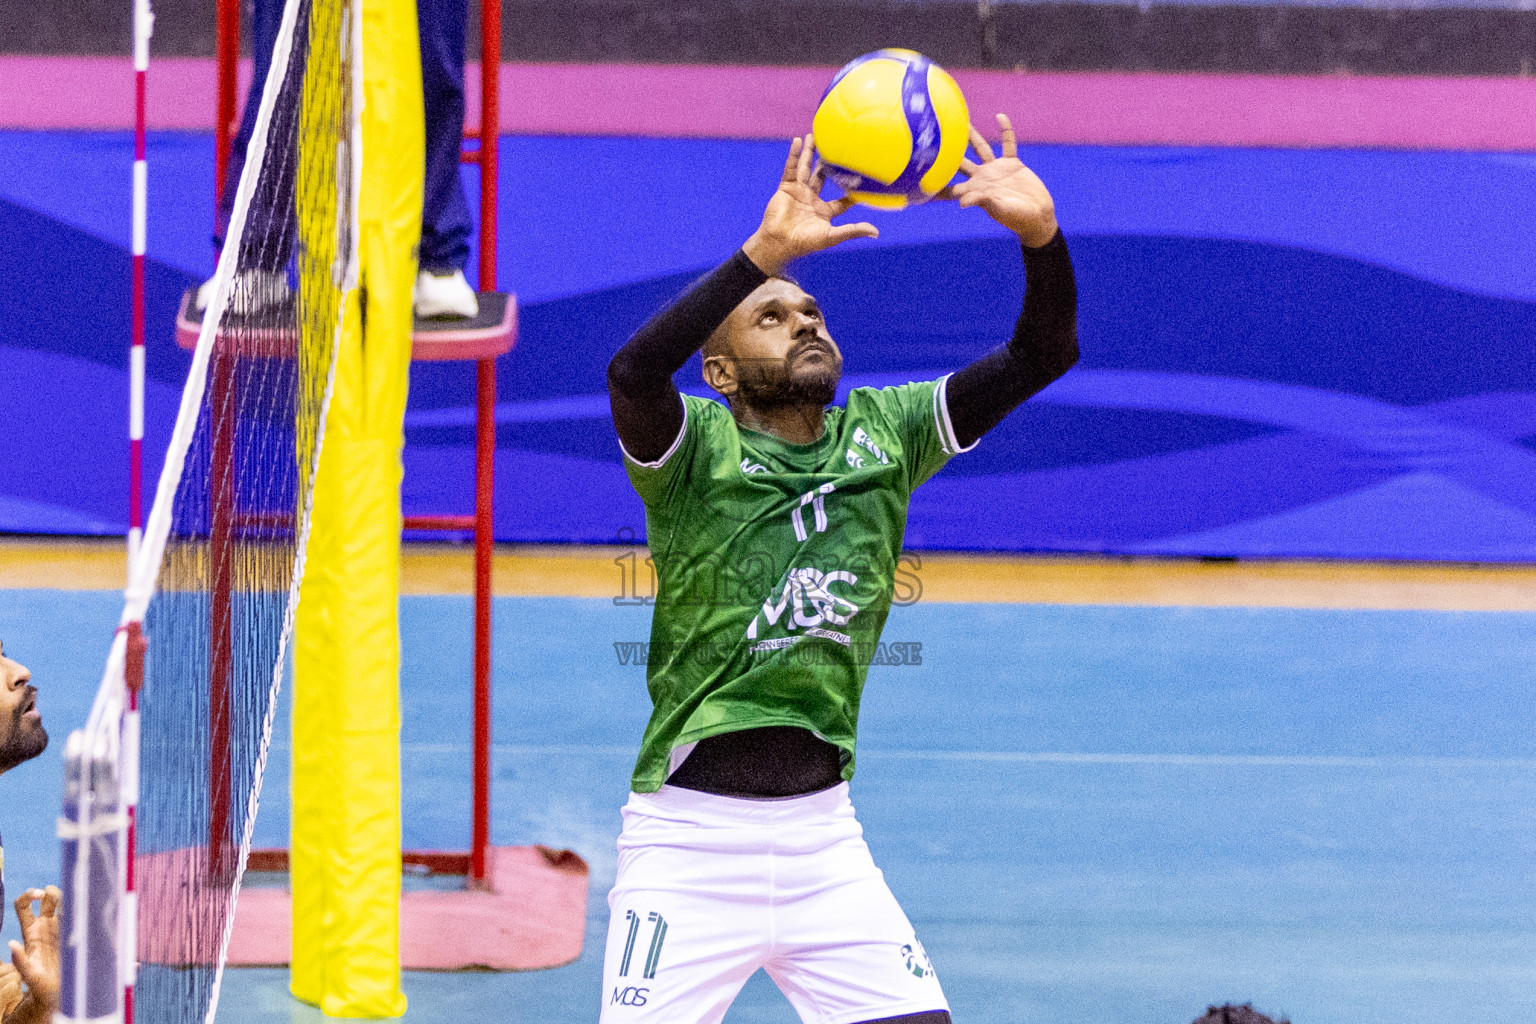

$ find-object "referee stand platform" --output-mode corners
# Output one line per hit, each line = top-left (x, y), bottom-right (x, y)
(175, 286), (517, 361)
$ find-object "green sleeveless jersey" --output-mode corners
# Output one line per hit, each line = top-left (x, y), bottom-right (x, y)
(622, 376), (971, 792)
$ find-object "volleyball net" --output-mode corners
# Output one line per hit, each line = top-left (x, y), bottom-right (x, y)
(58, 0), (358, 1020)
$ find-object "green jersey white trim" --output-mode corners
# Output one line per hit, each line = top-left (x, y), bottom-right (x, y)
(621, 379), (960, 792)
(618, 393), (691, 469)
(932, 373), (979, 457)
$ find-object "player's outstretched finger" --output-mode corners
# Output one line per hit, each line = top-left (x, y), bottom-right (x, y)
(13, 892), (35, 934)
(958, 157), (980, 178)
(997, 113), (1017, 159)
(781, 137), (803, 182)
(826, 195), (860, 217)
(7, 939), (40, 994)
(829, 222), (879, 244)
(968, 124), (995, 162)
(938, 173), (974, 199)
(796, 133), (816, 184)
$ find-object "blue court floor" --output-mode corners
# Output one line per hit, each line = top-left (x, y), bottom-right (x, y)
(0, 590), (1532, 1023)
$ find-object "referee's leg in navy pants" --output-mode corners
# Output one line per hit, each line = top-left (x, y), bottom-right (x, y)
(216, 0), (474, 279)
(417, 0), (475, 278)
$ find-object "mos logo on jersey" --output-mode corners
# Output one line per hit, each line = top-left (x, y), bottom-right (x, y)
(745, 567), (860, 643)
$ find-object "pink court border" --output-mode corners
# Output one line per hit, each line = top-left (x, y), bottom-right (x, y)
(3, 56), (1534, 150)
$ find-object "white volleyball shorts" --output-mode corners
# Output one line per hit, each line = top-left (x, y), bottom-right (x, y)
(599, 782), (948, 1024)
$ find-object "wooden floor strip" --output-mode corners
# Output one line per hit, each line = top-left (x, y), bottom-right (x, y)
(3, 539), (1532, 612)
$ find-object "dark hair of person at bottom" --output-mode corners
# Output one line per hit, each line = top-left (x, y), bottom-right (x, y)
(1193, 1003), (1291, 1024)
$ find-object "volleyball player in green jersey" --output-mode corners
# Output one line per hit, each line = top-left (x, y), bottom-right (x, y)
(601, 116), (1077, 1024)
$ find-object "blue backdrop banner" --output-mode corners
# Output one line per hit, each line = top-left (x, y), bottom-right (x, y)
(2, 134), (1533, 560)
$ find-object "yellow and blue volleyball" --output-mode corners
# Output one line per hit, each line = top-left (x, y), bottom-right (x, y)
(812, 49), (970, 210)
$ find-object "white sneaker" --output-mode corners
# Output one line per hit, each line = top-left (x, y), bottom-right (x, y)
(195, 270), (291, 317)
(414, 269), (479, 319)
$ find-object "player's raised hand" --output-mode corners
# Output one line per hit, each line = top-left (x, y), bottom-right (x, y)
(743, 134), (879, 276)
(7, 887), (61, 1024)
(945, 114), (1059, 248)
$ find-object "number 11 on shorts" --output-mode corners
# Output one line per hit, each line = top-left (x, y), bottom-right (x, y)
(619, 909), (668, 980)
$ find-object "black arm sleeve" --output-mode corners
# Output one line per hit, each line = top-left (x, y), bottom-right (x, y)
(945, 230), (1079, 451)
(607, 250), (767, 464)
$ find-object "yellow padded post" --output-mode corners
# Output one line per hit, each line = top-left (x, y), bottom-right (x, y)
(290, 0), (423, 1013)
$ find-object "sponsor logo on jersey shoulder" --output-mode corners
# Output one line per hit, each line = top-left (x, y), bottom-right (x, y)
(852, 426), (891, 465)
(740, 457), (769, 475)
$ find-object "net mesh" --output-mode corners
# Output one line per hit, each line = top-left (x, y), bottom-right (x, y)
(60, 0), (355, 1020)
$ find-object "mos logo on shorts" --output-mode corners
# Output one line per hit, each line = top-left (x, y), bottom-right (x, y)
(610, 986), (649, 1007)
(900, 940), (935, 979)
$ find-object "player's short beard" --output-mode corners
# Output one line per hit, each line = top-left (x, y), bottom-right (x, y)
(0, 701), (47, 772)
(733, 342), (842, 411)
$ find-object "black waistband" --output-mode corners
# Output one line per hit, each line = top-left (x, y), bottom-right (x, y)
(664, 726), (844, 799)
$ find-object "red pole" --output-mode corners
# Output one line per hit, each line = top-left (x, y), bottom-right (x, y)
(214, 0), (240, 216)
(208, 0), (236, 877)
(469, 0), (500, 886)
(471, 360), (493, 884)
(478, 0), (498, 293)
(209, 353), (234, 875)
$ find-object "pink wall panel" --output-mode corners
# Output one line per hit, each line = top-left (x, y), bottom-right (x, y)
(4, 56), (1533, 152)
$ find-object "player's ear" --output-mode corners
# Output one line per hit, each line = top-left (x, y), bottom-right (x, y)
(702, 354), (738, 398)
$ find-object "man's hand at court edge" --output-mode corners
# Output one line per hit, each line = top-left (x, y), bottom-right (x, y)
(0, 964), (22, 1020)
(743, 134), (879, 276)
(4, 887), (61, 1024)
(945, 113), (1060, 248)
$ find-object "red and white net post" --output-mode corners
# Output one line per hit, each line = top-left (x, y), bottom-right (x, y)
(125, 0), (150, 1001)
(130, 0), (153, 562)
(57, 621), (141, 1024)
(120, 625), (145, 1024)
